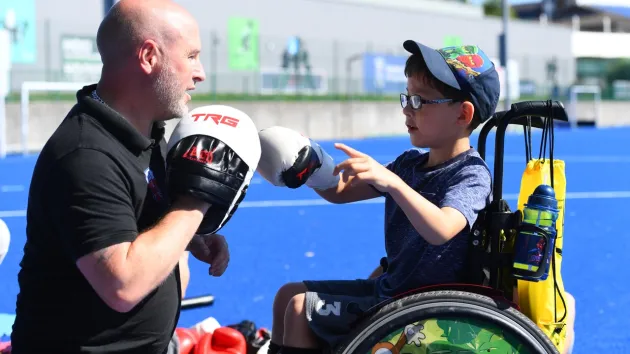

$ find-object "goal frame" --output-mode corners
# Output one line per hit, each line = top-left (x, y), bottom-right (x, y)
(567, 84), (602, 128)
(2, 81), (91, 157)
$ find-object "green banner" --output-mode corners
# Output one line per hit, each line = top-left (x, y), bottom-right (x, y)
(227, 17), (259, 71)
(60, 35), (102, 82)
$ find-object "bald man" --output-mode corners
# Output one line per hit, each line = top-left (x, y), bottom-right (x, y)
(9, 1), (226, 353)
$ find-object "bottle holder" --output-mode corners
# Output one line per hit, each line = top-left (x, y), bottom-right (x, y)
(511, 222), (555, 282)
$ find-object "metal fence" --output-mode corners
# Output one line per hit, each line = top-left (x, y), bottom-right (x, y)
(6, 27), (578, 100)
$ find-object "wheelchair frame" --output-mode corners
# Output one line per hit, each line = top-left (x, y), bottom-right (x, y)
(468, 99), (568, 298)
(334, 100), (569, 354)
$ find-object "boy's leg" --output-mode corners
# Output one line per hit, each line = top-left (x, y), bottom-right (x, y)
(270, 282), (309, 351)
(271, 279), (377, 348)
(563, 292), (576, 354)
(283, 292), (319, 348)
(282, 280), (383, 352)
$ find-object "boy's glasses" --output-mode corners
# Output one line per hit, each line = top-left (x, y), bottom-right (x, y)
(400, 93), (454, 110)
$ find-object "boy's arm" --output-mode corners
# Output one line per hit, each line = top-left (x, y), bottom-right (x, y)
(388, 165), (491, 246)
(368, 264), (384, 279)
(314, 177), (382, 204)
(257, 127), (400, 204)
(313, 154), (400, 204)
(314, 148), (403, 204)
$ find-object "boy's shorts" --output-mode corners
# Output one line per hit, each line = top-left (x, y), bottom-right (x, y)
(302, 279), (388, 348)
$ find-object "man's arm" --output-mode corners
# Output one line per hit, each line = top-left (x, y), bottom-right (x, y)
(76, 198), (206, 312)
(52, 150), (207, 313)
(387, 165), (491, 246)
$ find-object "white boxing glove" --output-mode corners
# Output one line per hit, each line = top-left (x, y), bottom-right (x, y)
(257, 126), (339, 190)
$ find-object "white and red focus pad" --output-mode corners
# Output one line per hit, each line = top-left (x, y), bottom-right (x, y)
(168, 105), (261, 171)
(167, 105), (261, 234)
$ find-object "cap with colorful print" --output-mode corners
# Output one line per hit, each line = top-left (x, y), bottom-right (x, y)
(403, 40), (500, 123)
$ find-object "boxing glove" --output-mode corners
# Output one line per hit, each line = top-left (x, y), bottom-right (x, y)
(193, 316), (221, 337)
(176, 327), (201, 354)
(194, 327), (247, 354)
(257, 126), (339, 190)
(166, 105), (261, 235)
(0, 341), (11, 354)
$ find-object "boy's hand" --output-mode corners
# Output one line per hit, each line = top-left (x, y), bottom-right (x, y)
(333, 143), (400, 193)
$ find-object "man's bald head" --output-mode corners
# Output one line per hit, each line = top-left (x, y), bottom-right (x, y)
(95, 0), (205, 124)
(96, 0), (195, 67)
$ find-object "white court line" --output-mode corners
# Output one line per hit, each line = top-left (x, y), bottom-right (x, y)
(0, 185), (25, 193)
(0, 210), (26, 218)
(0, 181), (261, 194)
(1, 191), (629, 218)
(488, 155), (630, 163)
(240, 191), (630, 208)
(0, 153), (628, 195)
(0, 154), (627, 195)
(355, 155), (630, 164)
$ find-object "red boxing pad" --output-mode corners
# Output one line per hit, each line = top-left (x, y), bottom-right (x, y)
(176, 327), (200, 354)
(194, 332), (213, 354)
(0, 341), (11, 354)
(194, 327), (247, 354)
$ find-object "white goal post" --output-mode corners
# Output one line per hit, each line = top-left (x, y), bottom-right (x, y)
(567, 84), (602, 128)
(10, 81), (91, 156)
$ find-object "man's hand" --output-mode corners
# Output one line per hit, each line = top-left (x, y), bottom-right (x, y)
(188, 234), (230, 276)
(333, 143), (401, 193)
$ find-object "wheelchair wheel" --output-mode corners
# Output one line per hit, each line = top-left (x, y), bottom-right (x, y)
(333, 290), (559, 354)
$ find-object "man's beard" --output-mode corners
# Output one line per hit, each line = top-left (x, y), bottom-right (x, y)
(152, 62), (188, 121)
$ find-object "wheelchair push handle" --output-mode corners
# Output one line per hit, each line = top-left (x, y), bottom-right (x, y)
(510, 100), (568, 121)
(478, 100), (569, 159)
(477, 100), (568, 203)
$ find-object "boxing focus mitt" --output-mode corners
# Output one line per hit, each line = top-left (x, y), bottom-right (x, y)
(194, 327), (247, 354)
(175, 327), (200, 354)
(257, 126), (339, 190)
(166, 105), (261, 235)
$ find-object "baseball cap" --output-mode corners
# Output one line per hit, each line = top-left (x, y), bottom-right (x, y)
(403, 40), (500, 123)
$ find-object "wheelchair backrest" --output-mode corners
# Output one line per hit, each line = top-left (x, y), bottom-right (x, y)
(461, 100), (569, 299)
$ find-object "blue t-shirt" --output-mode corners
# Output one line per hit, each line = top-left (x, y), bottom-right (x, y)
(374, 147), (492, 297)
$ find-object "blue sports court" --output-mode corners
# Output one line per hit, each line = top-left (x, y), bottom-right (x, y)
(1, 126), (629, 352)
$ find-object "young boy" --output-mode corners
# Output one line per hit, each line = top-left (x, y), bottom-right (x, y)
(265, 40), (499, 354)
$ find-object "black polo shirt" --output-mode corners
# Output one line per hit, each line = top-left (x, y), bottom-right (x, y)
(11, 84), (181, 353)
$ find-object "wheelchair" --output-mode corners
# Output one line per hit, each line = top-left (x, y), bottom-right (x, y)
(331, 100), (569, 354)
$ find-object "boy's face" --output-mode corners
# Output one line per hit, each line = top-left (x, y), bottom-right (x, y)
(403, 73), (468, 149)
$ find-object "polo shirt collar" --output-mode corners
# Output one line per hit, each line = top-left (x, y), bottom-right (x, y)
(76, 84), (165, 152)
